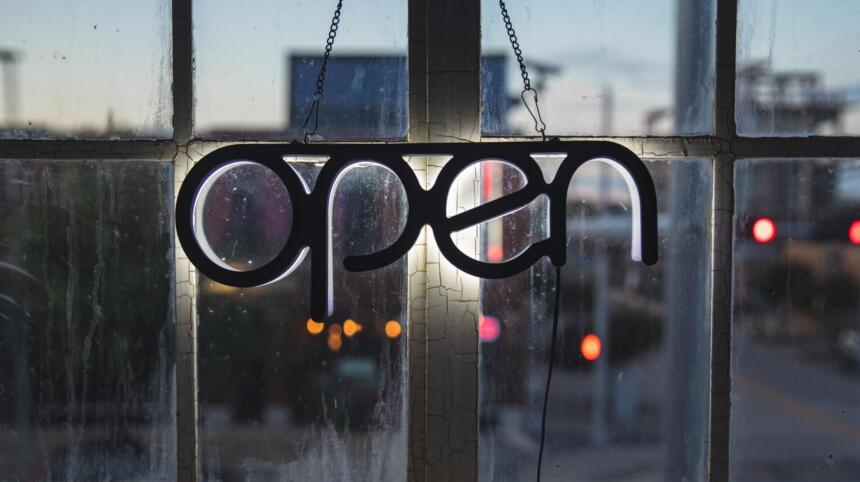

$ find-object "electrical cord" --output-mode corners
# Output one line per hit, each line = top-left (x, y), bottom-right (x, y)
(537, 264), (562, 481)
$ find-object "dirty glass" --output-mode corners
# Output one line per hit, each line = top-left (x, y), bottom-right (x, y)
(478, 159), (712, 481)
(197, 158), (408, 481)
(0, 160), (176, 480)
(194, 0), (408, 140)
(0, 0), (172, 139)
(481, 0), (715, 136)
(737, 0), (860, 136)
(732, 159), (860, 481)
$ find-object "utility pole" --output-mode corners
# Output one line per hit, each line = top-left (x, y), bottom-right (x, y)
(0, 49), (21, 126)
(590, 84), (614, 446)
(665, 1), (712, 480)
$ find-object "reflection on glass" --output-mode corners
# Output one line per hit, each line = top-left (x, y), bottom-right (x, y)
(194, 1), (407, 140)
(732, 159), (860, 481)
(481, 0), (715, 136)
(0, 0), (172, 139)
(479, 159), (712, 481)
(198, 160), (408, 481)
(0, 160), (176, 480)
(737, 0), (860, 136)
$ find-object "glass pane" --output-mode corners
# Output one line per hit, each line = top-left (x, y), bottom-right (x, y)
(200, 162), (293, 269)
(737, 0), (860, 136)
(481, 0), (715, 136)
(198, 159), (408, 481)
(733, 159), (860, 481)
(0, 1), (172, 139)
(479, 159), (712, 480)
(194, 1), (408, 140)
(0, 160), (175, 479)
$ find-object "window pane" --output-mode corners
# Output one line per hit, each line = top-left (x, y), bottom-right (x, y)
(0, 1), (172, 139)
(197, 159), (408, 480)
(737, 0), (860, 136)
(479, 159), (712, 480)
(481, 0), (715, 136)
(733, 159), (860, 481)
(194, 1), (408, 140)
(0, 160), (175, 479)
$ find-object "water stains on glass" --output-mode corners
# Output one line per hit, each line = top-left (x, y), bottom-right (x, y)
(0, 160), (176, 480)
(478, 159), (712, 481)
(197, 160), (408, 481)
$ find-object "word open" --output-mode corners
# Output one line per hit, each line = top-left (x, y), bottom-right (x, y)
(176, 141), (658, 320)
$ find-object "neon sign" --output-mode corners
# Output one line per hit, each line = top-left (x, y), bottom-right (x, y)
(176, 141), (658, 320)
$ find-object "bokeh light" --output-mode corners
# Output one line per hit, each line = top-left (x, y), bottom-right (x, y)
(385, 320), (402, 339)
(479, 315), (501, 342)
(752, 217), (776, 244)
(306, 318), (325, 335)
(580, 333), (602, 362)
(343, 318), (363, 337)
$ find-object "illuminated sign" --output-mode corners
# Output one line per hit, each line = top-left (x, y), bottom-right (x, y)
(176, 141), (658, 320)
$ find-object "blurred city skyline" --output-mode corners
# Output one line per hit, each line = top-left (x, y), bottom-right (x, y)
(0, 0), (859, 136)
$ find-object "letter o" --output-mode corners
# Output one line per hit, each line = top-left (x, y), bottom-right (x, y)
(175, 153), (310, 287)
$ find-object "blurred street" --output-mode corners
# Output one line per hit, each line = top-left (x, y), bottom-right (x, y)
(732, 339), (860, 481)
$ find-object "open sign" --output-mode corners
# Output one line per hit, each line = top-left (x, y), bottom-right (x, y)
(176, 141), (658, 320)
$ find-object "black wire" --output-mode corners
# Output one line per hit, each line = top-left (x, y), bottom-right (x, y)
(537, 264), (562, 481)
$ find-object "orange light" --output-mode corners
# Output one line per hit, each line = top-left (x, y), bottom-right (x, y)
(327, 332), (342, 352)
(306, 318), (325, 335)
(752, 217), (776, 244)
(385, 320), (402, 339)
(343, 318), (362, 337)
(327, 323), (343, 351)
(850, 221), (860, 245)
(580, 333), (602, 362)
(487, 244), (504, 263)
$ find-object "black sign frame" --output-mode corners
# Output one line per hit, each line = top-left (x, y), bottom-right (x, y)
(176, 141), (658, 320)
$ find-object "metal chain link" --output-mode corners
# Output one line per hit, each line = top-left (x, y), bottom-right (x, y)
(498, 0), (547, 140)
(302, 0), (344, 142)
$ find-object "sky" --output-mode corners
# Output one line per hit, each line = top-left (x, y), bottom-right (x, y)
(0, 0), (858, 137)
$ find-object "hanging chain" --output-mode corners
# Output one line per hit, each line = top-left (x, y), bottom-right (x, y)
(498, 0), (547, 140)
(302, 0), (344, 143)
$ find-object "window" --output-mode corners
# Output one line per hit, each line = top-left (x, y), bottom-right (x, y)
(0, 160), (175, 479)
(478, 159), (713, 480)
(0, 0), (172, 138)
(732, 159), (860, 480)
(737, 0), (860, 136)
(1, 1), (858, 481)
(481, 0), (716, 136)
(193, 0), (407, 140)
(196, 160), (409, 480)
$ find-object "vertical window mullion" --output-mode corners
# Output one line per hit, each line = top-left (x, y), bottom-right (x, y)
(412, 0), (483, 481)
(710, 0), (738, 481)
(172, 0), (197, 481)
(407, 1), (429, 481)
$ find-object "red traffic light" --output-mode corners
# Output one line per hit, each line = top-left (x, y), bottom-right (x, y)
(752, 217), (777, 244)
(850, 220), (860, 245)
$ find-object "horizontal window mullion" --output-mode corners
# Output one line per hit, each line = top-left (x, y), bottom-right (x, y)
(0, 140), (177, 160)
(6, 137), (860, 161)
